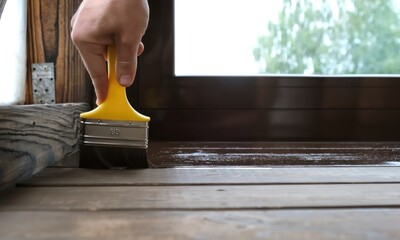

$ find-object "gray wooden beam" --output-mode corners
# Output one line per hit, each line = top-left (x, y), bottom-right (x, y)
(0, 103), (88, 190)
(20, 167), (400, 187)
(2, 184), (400, 210)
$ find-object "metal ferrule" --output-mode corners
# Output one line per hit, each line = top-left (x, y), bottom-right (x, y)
(80, 119), (149, 149)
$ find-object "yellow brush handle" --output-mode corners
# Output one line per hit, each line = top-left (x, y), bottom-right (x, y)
(80, 45), (150, 122)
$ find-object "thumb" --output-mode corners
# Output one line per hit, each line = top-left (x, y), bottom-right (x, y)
(115, 42), (144, 87)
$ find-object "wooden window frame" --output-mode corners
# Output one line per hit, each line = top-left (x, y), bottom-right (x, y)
(133, 0), (400, 141)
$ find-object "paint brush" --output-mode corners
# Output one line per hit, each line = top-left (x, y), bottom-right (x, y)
(79, 45), (150, 169)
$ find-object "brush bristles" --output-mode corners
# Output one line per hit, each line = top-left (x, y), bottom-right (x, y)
(79, 119), (149, 169)
(79, 145), (149, 169)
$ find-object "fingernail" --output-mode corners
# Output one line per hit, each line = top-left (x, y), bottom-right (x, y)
(119, 75), (131, 86)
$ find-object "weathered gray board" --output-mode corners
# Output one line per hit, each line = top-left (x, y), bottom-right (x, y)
(20, 166), (400, 186)
(0, 103), (88, 189)
(0, 209), (399, 240)
(1, 166), (400, 240)
(2, 184), (400, 210)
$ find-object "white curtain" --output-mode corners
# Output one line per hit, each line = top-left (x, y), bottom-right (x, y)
(0, 0), (27, 105)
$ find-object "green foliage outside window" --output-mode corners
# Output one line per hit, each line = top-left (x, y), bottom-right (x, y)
(254, 0), (400, 74)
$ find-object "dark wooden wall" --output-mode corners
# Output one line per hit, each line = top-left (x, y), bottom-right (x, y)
(26, 0), (92, 104)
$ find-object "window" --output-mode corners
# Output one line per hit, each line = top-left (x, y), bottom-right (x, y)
(135, 0), (400, 141)
(174, 0), (275, 76)
(0, 0), (27, 105)
(175, 0), (400, 75)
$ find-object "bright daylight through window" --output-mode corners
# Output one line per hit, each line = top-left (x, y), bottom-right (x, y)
(175, 0), (400, 76)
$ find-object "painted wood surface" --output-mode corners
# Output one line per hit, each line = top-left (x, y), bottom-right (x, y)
(26, 0), (92, 104)
(148, 141), (400, 166)
(0, 103), (88, 189)
(19, 166), (400, 186)
(0, 209), (399, 240)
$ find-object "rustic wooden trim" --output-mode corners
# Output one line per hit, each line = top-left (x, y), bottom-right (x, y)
(0, 103), (89, 190)
(26, 0), (92, 104)
(20, 166), (400, 187)
(144, 109), (400, 141)
(0, 209), (399, 239)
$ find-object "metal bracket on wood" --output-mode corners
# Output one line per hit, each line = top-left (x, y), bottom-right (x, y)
(31, 63), (56, 104)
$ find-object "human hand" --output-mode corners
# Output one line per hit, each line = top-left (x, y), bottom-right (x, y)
(71, 0), (149, 104)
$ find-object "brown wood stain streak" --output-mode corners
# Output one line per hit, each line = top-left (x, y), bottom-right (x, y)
(26, 0), (91, 104)
(26, 0), (43, 103)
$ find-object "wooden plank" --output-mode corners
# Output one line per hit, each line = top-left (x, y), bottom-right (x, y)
(148, 141), (400, 166)
(1, 184), (400, 210)
(0, 103), (88, 190)
(20, 167), (400, 187)
(145, 109), (400, 142)
(0, 209), (399, 240)
(26, 0), (92, 104)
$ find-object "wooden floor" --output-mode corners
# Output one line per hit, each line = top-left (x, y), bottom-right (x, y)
(1, 165), (400, 239)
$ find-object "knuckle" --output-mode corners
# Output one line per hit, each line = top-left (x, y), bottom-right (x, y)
(116, 60), (134, 71)
(71, 29), (84, 45)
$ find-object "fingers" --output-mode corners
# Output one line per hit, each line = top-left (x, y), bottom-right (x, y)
(115, 40), (144, 87)
(83, 50), (109, 105)
(71, 15), (109, 104)
(72, 36), (109, 104)
(72, 36), (144, 104)
(70, 1), (82, 29)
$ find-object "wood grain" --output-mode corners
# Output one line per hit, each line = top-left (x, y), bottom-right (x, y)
(19, 167), (400, 187)
(2, 165), (400, 238)
(1, 184), (400, 210)
(0, 103), (88, 190)
(26, 0), (92, 104)
(0, 209), (399, 240)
